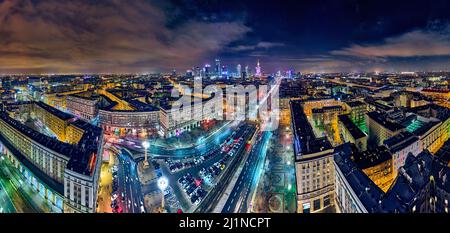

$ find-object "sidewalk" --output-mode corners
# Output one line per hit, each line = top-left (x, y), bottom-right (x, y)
(96, 150), (115, 213)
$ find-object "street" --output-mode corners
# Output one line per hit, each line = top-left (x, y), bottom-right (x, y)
(114, 147), (145, 213)
(222, 131), (272, 213)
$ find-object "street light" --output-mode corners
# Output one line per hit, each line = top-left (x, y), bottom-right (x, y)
(142, 141), (150, 169)
(158, 177), (168, 212)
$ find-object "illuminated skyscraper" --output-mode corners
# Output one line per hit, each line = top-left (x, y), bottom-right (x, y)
(221, 65), (227, 77)
(215, 58), (221, 77)
(204, 64), (211, 77)
(255, 60), (262, 77)
(194, 66), (200, 77)
(236, 64), (242, 78)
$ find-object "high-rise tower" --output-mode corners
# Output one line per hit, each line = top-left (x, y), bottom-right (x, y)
(215, 58), (221, 77)
(236, 64), (242, 78)
(255, 60), (262, 77)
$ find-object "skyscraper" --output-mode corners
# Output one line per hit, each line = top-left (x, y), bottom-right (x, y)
(221, 65), (227, 77)
(194, 66), (201, 77)
(204, 64), (211, 77)
(215, 58), (222, 77)
(236, 64), (242, 78)
(255, 60), (262, 77)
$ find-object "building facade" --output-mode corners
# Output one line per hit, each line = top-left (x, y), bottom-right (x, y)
(366, 111), (405, 148)
(66, 94), (98, 121)
(99, 109), (159, 137)
(291, 100), (335, 213)
(0, 105), (103, 213)
(33, 101), (73, 142)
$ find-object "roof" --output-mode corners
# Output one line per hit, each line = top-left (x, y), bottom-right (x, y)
(335, 144), (450, 213)
(34, 101), (73, 120)
(127, 99), (159, 111)
(0, 132), (64, 194)
(383, 132), (419, 154)
(312, 105), (343, 113)
(334, 143), (385, 212)
(0, 112), (78, 157)
(367, 111), (405, 132)
(66, 119), (103, 176)
(68, 92), (99, 101)
(338, 114), (367, 140)
(290, 100), (333, 159)
(0, 111), (102, 177)
(380, 151), (433, 212)
(435, 138), (450, 166)
(353, 146), (392, 169)
(410, 104), (450, 122)
(346, 101), (366, 108)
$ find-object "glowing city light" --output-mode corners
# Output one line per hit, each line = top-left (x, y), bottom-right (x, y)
(157, 177), (169, 191)
(142, 141), (150, 149)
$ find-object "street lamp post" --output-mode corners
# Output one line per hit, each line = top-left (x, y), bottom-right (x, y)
(142, 141), (150, 169)
(157, 177), (168, 212)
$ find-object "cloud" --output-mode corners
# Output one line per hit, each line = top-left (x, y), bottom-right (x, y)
(230, 41), (284, 51)
(0, 0), (250, 73)
(331, 27), (450, 58)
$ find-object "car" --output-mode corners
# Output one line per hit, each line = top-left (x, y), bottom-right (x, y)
(186, 187), (195, 195)
(111, 201), (118, 208)
(194, 199), (201, 205)
(198, 190), (207, 198)
(164, 189), (170, 196)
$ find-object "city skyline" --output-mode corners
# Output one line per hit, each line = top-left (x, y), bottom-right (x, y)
(1, 0), (450, 219)
(1, 0), (450, 74)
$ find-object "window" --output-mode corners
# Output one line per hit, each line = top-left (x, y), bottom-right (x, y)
(313, 199), (321, 211)
(302, 203), (310, 213)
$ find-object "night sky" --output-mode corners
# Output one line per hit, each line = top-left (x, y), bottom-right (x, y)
(1, 0), (450, 74)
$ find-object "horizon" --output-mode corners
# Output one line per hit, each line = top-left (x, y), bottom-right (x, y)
(1, 0), (450, 74)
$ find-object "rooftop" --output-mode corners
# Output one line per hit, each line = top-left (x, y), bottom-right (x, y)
(383, 132), (419, 154)
(346, 101), (366, 108)
(336, 146), (450, 213)
(0, 110), (102, 177)
(435, 138), (450, 165)
(290, 100), (333, 160)
(66, 119), (103, 176)
(334, 143), (385, 212)
(68, 92), (99, 101)
(127, 99), (159, 111)
(367, 111), (405, 132)
(35, 101), (73, 120)
(410, 104), (450, 122)
(353, 146), (392, 169)
(338, 114), (367, 140)
(312, 105), (343, 113)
